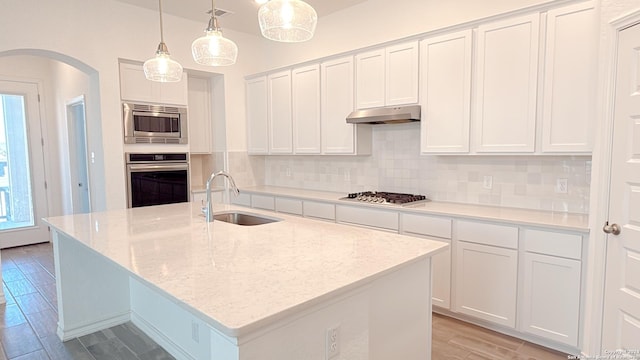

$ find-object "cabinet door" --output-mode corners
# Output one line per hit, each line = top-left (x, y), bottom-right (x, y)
(268, 70), (293, 154)
(521, 252), (581, 346)
(120, 63), (155, 103)
(292, 64), (321, 154)
(432, 243), (451, 309)
(420, 30), (472, 153)
(455, 241), (518, 327)
(246, 76), (269, 154)
(474, 14), (540, 152)
(541, 2), (596, 153)
(355, 49), (385, 109)
(321, 56), (356, 154)
(158, 76), (188, 106)
(188, 76), (212, 154)
(386, 41), (419, 106)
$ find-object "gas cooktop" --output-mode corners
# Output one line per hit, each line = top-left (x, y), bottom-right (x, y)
(340, 191), (430, 207)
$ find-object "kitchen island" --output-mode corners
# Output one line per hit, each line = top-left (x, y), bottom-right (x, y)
(44, 201), (447, 360)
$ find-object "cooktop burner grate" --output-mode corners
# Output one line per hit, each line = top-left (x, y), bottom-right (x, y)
(342, 191), (429, 206)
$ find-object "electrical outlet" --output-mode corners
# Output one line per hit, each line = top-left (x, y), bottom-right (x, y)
(556, 178), (568, 194)
(326, 325), (340, 359)
(344, 169), (351, 182)
(286, 167), (291, 177)
(483, 175), (493, 190)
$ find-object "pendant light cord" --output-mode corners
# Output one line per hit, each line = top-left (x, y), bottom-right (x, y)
(158, 0), (165, 43)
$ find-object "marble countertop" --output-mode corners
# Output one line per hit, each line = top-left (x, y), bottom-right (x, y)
(43, 202), (447, 337)
(240, 186), (590, 232)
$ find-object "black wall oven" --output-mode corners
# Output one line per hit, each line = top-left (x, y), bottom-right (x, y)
(126, 153), (189, 208)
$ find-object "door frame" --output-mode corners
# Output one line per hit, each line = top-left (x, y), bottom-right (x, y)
(585, 8), (640, 357)
(0, 76), (51, 247)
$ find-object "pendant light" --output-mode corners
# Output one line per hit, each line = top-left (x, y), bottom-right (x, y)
(258, 0), (317, 42)
(143, 0), (183, 82)
(191, 0), (238, 66)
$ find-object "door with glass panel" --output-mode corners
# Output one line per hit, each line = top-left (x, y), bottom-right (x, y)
(0, 80), (48, 248)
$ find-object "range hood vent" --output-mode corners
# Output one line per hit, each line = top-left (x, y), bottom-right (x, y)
(346, 105), (421, 125)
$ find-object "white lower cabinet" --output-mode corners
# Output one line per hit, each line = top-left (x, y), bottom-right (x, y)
(275, 197), (303, 216)
(401, 213), (452, 309)
(251, 194), (275, 211)
(230, 192), (251, 207)
(520, 252), (581, 346)
(303, 201), (336, 221)
(336, 205), (399, 232)
(520, 228), (583, 346)
(455, 241), (518, 328)
(191, 191), (222, 205)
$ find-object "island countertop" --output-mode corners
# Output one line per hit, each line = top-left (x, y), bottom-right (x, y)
(43, 202), (448, 337)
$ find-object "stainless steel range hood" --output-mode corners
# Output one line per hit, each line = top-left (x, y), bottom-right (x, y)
(346, 105), (421, 125)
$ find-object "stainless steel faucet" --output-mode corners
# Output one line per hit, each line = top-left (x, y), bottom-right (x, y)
(205, 170), (240, 222)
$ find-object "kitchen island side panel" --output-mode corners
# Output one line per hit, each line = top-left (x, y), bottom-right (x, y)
(53, 231), (131, 340)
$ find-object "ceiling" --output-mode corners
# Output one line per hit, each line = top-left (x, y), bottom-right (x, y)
(113, 0), (368, 37)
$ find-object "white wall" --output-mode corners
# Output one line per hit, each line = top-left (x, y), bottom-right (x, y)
(0, 0), (266, 210)
(49, 60), (92, 215)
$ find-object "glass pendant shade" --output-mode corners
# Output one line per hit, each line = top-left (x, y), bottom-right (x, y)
(144, 0), (183, 82)
(192, 18), (238, 66)
(144, 43), (183, 82)
(258, 0), (317, 42)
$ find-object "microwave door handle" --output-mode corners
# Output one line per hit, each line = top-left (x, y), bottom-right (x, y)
(128, 164), (188, 172)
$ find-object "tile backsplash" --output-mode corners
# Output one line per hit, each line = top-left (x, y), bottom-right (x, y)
(236, 123), (591, 214)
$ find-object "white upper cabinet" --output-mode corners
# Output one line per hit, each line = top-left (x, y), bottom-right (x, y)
(420, 30), (473, 154)
(386, 41), (420, 106)
(474, 14), (540, 153)
(187, 76), (212, 154)
(322, 56), (372, 155)
(268, 70), (293, 154)
(119, 63), (188, 106)
(292, 64), (321, 154)
(355, 49), (385, 109)
(541, 2), (596, 153)
(355, 41), (419, 109)
(246, 76), (269, 154)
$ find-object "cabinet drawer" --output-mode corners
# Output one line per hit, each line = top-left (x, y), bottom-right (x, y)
(252, 194), (275, 210)
(523, 228), (582, 260)
(303, 201), (335, 221)
(336, 205), (399, 231)
(457, 220), (518, 249)
(402, 213), (452, 239)
(276, 197), (303, 215)
(231, 193), (251, 207)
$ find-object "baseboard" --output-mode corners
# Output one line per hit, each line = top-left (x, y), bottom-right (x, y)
(130, 311), (195, 360)
(56, 312), (130, 341)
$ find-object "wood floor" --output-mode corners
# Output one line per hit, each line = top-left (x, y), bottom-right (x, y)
(1, 242), (568, 359)
(432, 313), (568, 359)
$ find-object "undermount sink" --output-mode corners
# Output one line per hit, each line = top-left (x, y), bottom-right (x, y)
(212, 211), (280, 226)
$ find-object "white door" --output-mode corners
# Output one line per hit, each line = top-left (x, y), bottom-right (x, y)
(66, 96), (91, 214)
(602, 22), (640, 350)
(0, 80), (48, 248)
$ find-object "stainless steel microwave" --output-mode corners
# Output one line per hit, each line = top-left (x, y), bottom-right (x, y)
(123, 102), (188, 144)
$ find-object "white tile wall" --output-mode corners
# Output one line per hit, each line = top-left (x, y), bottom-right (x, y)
(233, 124), (591, 214)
